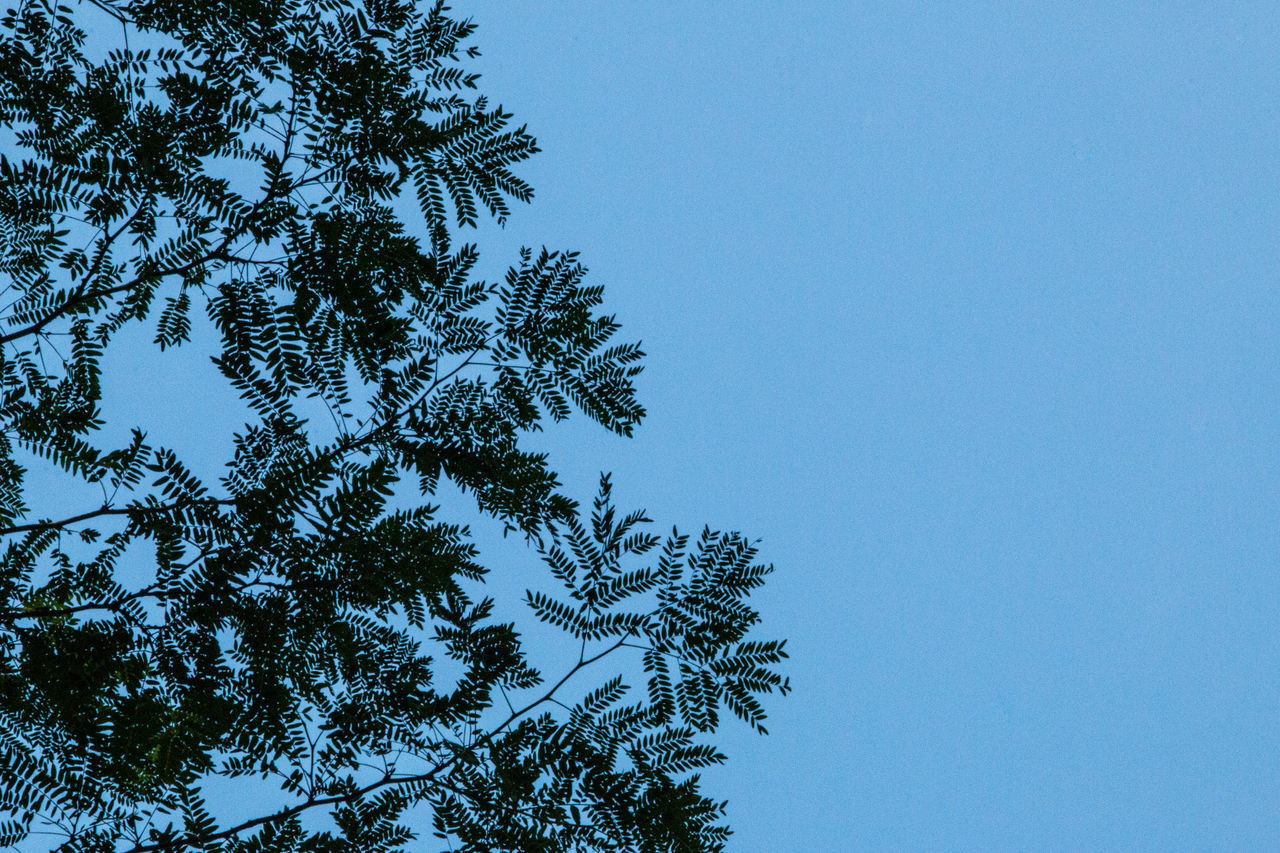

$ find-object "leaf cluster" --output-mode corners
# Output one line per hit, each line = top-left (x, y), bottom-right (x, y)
(0, 1), (788, 850)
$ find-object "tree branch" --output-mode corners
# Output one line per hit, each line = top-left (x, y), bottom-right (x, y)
(0, 497), (233, 537)
(2, 253), (213, 345)
(2, 115), (301, 346)
(119, 635), (632, 853)
(0, 575), (338, 623)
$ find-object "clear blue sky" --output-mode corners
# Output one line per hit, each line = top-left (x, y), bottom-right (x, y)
(460, 2), (1280, 849)
(18, 2), (1278, 850)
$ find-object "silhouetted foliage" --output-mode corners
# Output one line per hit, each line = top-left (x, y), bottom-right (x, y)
(0, 0), (788, 849)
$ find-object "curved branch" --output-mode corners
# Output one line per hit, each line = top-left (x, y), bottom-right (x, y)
(0, 497), (233, 537)
(0, 505), (133, 536)
(120, 635), (632, 853)
(2, 112), (301, 346)
(0, 574), (338, 623)
(1, 255), (212, 345)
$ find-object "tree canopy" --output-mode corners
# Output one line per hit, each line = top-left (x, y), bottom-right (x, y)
(0, 0), (789, 850)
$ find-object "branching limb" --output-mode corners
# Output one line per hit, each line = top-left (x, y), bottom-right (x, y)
(0, 497), (234, 537)
(118, 635), (632, 853)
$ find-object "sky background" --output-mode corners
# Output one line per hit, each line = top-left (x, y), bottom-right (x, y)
(13, 2), (1280, 850)
(455, 2), (1280, 849)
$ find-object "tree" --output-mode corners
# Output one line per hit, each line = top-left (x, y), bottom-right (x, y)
(0, 0), (789, 849)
